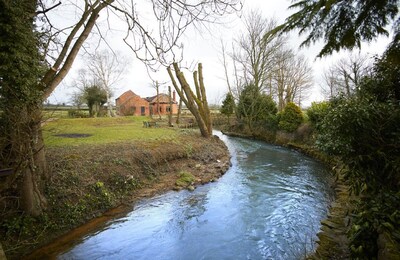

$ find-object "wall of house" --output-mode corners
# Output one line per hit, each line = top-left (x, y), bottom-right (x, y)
(151, 103), (178, 116)
(148, 94), (178, 116)
(116, 92), (150, 116)
(116, 91), (178, 117)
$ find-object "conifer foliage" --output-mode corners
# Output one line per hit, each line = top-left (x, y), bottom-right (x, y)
(275, 0), (400, 57)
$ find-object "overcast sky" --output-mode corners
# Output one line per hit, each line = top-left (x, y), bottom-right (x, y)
(47, 0), (391, 107)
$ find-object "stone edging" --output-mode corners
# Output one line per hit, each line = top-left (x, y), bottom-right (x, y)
(309, 168), (352, 259)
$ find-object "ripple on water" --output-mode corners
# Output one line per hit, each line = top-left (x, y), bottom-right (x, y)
(57, 133), (333, 260)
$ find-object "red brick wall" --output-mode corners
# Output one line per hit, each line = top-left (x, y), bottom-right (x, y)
(116, 91), (150, 116)
(151, 103), (178, 115)
(116, 90), (177, 116)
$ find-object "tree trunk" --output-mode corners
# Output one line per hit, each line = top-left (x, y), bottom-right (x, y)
(1, 105), (48, 216)
(176, 98), (183, 124)
(156, 81), (161, 119)
(167, 63), (212, 138)
(168, 86), (173, 126)
(106, 92), (115, 117)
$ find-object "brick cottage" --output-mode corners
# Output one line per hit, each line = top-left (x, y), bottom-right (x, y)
(115, 90), (178, 116)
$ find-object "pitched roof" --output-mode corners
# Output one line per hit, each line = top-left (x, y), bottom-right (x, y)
(145, 93), (175, 103)
(116, 90), (136, 101)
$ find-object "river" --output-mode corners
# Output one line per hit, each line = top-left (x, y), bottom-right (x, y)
(56, 132), (334, 260)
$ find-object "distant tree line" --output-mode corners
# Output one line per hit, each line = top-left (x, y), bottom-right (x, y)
(219, 9), (309, 137)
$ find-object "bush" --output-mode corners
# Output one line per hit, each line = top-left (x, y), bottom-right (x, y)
(306, 101), (329, 129)
(295, 123), (313, 143)
(278, 102), (303, 132)
(237, 84), (278, 129)
(316, 96), (400, 192)
(68, 109), (89, 118)
(314, 47), (400, 258)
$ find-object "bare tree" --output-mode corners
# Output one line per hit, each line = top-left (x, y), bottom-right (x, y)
(219, 40), (244, 102)
(221, 9), (312, 114)
(321, 53), (371, 99)
(272, 49), (313, 111)
(321, 66), (341, 99)
(70, 91), (85, 110)
(232, 10), (286, 94)
(86, 50), (128, 117)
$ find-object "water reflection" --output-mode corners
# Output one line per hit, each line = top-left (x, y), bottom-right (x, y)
(58, 133), (333, 260)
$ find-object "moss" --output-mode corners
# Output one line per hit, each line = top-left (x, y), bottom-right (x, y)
(175, 171), (195, 187)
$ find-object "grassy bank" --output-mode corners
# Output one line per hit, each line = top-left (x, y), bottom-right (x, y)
(1, 116), (230, 259)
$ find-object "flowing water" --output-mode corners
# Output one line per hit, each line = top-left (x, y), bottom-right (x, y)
(57, 133), (333, 260)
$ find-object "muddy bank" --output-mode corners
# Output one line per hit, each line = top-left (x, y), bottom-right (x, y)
(1, 132), (230, 260)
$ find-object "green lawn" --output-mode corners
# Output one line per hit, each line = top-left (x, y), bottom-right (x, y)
(43, 116), (179, 147)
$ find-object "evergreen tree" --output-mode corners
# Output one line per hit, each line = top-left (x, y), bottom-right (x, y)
(278, 102), (303, 132)
(237, 84), (278, 130)
(220, 93), (235, 123)
(274, 0), (400, 57)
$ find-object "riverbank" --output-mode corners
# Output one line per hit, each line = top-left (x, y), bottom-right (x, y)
(0, 131), (230, 259)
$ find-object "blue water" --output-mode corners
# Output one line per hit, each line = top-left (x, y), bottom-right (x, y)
(58, 132), (333, 260)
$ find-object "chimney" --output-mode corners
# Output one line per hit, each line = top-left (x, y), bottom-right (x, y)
(173, 90), (176, 102)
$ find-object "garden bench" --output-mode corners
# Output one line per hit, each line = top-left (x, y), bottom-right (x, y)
(143, 121), (158, 128)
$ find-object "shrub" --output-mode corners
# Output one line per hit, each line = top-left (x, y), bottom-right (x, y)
(237, 84), (278, 129)
(67, 109), (88, 118)
(295, 123), (313, 143)
(306, 101), (329, 129)
(278, 102), (303, 132)
(316, 96), (400, 192)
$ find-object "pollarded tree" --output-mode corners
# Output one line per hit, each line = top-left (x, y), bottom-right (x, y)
(167, 63), (212, 138)
(274, 0), (400, 57)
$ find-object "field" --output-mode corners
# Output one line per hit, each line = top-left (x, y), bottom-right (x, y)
(43, 116), (179, 147)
